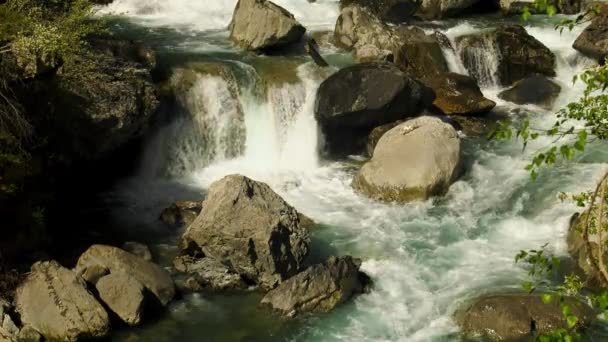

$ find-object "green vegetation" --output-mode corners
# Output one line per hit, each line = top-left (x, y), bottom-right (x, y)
(494, 1), (608, 340)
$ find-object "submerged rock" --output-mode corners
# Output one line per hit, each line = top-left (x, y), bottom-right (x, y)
(429, 72), (496, 115)
(180, 175), (310, 290)
(261, 256), (371, 317)
(573, 15), (608, 63)
(174, 256), (247, 291)
(160, 201), (203, 228)
(15, 261), (110, 342)
(459, 294), (594, 340)
(96, 273), (146, 326)
(498, 75), (561, 109)
(229, 0), (306, 51)
(76, 245), (175, 306)
(352, 116), (462, 202)
(457, 25), (556, 86)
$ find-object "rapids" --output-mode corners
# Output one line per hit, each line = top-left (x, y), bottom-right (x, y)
(97, 1), (608, 341)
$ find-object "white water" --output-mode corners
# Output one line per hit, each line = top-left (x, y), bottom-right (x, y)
(97, 0), (340, 31)
(103, 3), (608, 341)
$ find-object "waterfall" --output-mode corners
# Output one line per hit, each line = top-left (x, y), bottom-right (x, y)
(455, 33), (501, 87)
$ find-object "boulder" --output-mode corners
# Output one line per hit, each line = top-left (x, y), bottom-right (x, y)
(315, 62), (434, 129)
(15, 261), (110, 342)
(122, 241), (153, 262)
(367, 120), (403, 157)
(573, 16), (608, 63)
(180, 175), (310, 290)
(17, 326), (41, 342)
(315, 62), (434, 156)
(499, 0), (536, 14)
(498, 75), (561, 109)
(393, 31), (450, 80)
(459, 294), (594, 340)
(339, 0), (420, 22)
(80, 264), (110, 285)
(261, 256), (371, 317)
(174, 256), (247, 291)
(76, 245), (175, 306)
(559, 0), (583, 14)
(428, 73), (496, 115)
(305, 39), (329, 67)
(229, 0), (306, 51)
(457, 25), (556, 86)
(417, 0), (482, 19)
(352, 116), (462, 202)
(567, 211), (608, 289)
(96, 273), (146, 326)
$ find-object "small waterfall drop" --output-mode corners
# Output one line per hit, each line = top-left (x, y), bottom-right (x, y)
(455, 33), (501, 87)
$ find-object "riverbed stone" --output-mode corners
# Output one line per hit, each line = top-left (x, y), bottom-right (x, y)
(352, 116), (462, 202)
(76, 245), (175, 306)
(96, 273), (146, 326)
(459, 294), (594, 340)
(417, 0), (483, 19)
(15, 261), (110, 342)
(498, 75), (561, 109)
(457, 25), (556, 86)
(339, 0), (420, 22)
(180, 175), (310, 290)
(261, 256), (371, 317)
(229, 0), (306, 51)
(122, 241), (153, 262)
(573, 15), (608, 63)
(428, 72), (496, 115)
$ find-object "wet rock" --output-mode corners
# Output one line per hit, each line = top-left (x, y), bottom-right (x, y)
(76, 245), (175, 306)
(339, 0), (420, 22)
(352, 116), (462, 202)
(315, 62), (433, 128)
(559, 0), (583, 14)
(174, 256), (247, 291)
(261, 256), (371, 317)
(432, 31), (454, 50)
(449, 108), (509, 136)
(459, 294), (594, 340)
(180, 175), (310, 290)
(96, 273), (146, 326)
(1, 314), (18, 338)
(367, 120), (403, 157)
(315, 62), (434, 155)
(457, 25), (556, 86)
(15, 261), (110, 342)
(229, 0), (306, 51)
(122, 241), (153, 262)
(498, 75), (561, 109)
(393, 31), (450, 80)
(428, 72), (496, 115)
(305, 39), (329, 67)
(417, 0), (483, 19)
(160, 201), (203, 228)
(573, 15), (608, 63)
(499, 0), (536, 14)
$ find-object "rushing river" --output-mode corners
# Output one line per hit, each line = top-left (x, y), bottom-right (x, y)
(97, 0), (608, 341)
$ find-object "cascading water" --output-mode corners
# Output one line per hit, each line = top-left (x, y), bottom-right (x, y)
(98, 0), (608, 340)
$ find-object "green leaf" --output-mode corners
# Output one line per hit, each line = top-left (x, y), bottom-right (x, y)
(566, 314), (579, 329)
(547, 5), (557, 16)
(542, 293), (553, 304)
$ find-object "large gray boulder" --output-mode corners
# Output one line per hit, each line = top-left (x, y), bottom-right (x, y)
(180, 175), (310, 290)
(76, 245), (175, 306)
(229, 0), (306, 51)
(573, 15), (608, 62)
(15, 261), (110, 342)
(315, 62), (434, 128)
(174, 255), (247, 291)
(352, 116), (462, 202)
(498, 75), (561, 109)
(457, 25), (556, 86)
(339, 0), (420, 22)
(96, 273), (146, 326)
(459, 294), (594, 340)
(315, 62), (434, 156)
(261, 256), (370, 317)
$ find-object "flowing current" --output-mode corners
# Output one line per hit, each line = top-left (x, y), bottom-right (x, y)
(100, 1), (608, 341)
